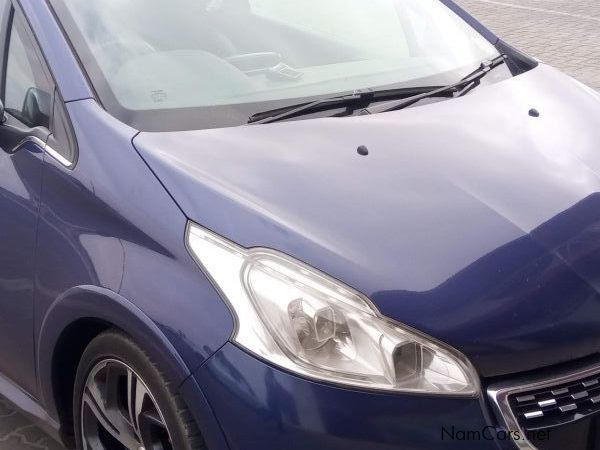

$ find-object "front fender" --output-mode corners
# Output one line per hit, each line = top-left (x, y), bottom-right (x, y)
(37, 285), (191, 421)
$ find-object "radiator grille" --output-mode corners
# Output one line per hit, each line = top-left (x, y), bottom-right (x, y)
(509, 374), (600, 430)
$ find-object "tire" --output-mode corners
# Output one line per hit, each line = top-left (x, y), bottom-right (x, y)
(73, 330), (206, 450)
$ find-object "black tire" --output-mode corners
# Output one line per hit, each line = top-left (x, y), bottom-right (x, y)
(73, 330), (206, 450)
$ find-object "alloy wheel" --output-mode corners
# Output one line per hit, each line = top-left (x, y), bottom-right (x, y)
(81, 359), (173, 450)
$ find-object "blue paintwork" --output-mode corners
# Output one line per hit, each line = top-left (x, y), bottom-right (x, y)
(195, 343), (501, 450)
(0, 0), (598, 449)
(37, 286), (191, 417)
(33, 99), (235, 420)
(0, 140), (45, 395)
(179, 375), (231, 450)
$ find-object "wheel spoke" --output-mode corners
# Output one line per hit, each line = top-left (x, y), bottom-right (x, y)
(140, 408), (171, 449)
(82, 391), (117, 436)
(85, 374), (117, 435)
(141, 409), (165, 428)
(103, 362), (124, 411)
(126, 369), (138, 436)
(127, 368), (151, 439)
(83, 391), (137, 449)
(134, 372), (149, 435)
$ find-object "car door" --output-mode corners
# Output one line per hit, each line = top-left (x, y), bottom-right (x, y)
(0, 2), (55, 395)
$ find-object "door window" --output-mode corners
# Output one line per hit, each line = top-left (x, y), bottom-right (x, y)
(4, 12), (52, 128)
(0, 0), (8, 18)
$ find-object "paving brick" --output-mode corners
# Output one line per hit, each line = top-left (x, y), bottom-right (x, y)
(455, 0), (600, 90)
(0, 398), (65, 450)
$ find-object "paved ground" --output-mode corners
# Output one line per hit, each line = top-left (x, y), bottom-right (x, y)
(2, 2), (599, 449)
(0, 398), (65, 450)
(455, 0), (600, 90)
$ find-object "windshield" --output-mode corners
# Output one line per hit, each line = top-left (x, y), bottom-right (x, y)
(51, 0), (501, 130)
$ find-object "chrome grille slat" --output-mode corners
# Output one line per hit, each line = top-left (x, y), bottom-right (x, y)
(524, 410), (544, 419)
(571, 391), (588, 400)
(559, 404), (576, 413)
(511, 379), (600, 408)
(516, 394), (536, 403)
(537, 399), (556, 408)
(508, 373), (600, 431)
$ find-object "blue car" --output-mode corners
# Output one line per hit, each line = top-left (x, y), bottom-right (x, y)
(1, 0), (599, 449)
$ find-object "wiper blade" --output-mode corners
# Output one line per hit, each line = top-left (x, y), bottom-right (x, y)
(247, 86), (444, 125)
(360, 54), (507, 116)
(248, 91), (371, 124)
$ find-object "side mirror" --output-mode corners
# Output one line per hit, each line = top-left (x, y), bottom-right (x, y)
(0, 99), (5, 124)
(22, 88), (51, 129)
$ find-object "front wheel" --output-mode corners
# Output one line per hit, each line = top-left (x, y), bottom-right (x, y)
(73, 330), (205, 450)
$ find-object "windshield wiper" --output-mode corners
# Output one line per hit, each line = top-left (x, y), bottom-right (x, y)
(247, 86), (446, 125)
(247, 55), (506, 124)
(360, 54), (507, 116)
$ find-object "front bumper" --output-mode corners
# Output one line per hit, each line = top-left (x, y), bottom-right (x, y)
(193, 343), (505, 450)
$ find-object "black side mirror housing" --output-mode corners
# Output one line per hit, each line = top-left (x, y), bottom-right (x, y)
(22, 88), (51, 129)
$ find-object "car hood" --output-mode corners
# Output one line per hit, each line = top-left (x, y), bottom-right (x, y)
(134, 64), (600, 377)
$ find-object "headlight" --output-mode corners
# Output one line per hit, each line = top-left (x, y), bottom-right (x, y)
(187, 223), (479, 396)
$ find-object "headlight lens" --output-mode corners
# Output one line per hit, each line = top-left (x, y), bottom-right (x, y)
(187, 223), (479, 395)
